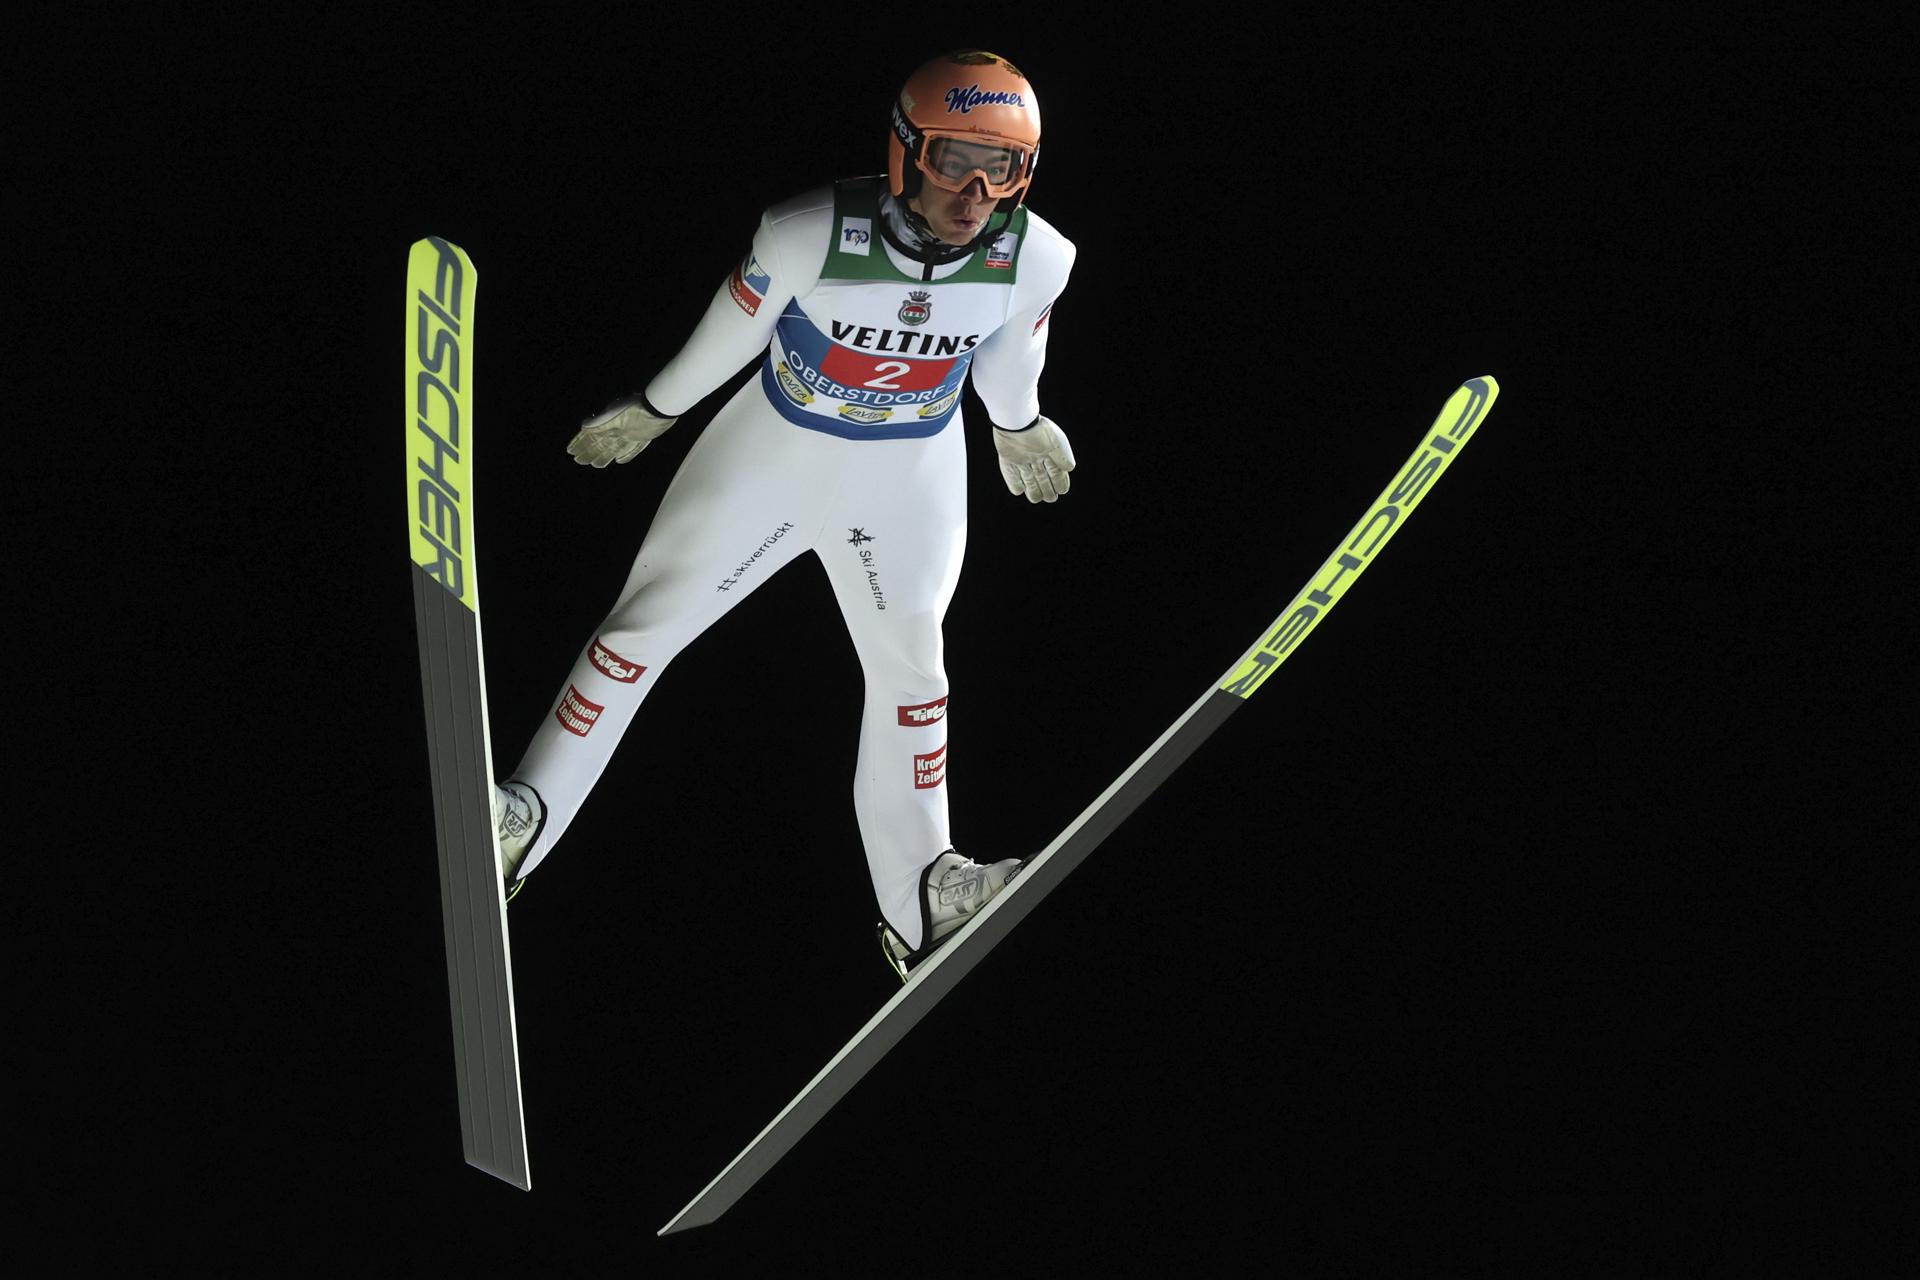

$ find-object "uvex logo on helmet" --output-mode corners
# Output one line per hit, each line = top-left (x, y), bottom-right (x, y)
(943, 84), (1026, 113)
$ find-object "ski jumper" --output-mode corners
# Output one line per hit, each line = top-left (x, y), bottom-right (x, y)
(507, 176), (1075, 949)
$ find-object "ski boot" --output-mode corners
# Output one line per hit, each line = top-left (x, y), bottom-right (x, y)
(493, 781), (545, 905)
(878, 849), (1025, 983)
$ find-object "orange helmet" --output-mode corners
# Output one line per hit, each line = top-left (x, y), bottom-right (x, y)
(888, 50), (1041, 211)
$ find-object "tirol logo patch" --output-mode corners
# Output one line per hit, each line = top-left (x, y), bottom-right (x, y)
(728, 254), (771, 315)
(898, 289), (932, 326)
(840, 217), (872, 255)
(914, 743), (948, 789)
(556, 685), (605, 737)
(985, 233), (1018, 270)
(898, 696), (948, 727)
(590, 638), (644, 683)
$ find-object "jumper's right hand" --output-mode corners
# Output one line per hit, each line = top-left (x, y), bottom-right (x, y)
(992, 414), (1075, 503)
(567, 394), (677, 467)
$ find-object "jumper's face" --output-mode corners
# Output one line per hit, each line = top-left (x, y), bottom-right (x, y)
(911, 175), (993, 245)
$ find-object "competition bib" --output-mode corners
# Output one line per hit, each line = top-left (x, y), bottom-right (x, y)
(758, 177), (1028, 440)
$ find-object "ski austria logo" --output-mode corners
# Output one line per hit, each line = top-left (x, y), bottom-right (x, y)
(840, 217), (872, 256)
(590, 638), (645, 684)
(897, 696), (948, 727)
(898, 289), (932, 326)
(556, 685), (605, 737)
(944, 84), (1025, 114)
(914, 743), (948, 789)
(729, 254), (771, 315)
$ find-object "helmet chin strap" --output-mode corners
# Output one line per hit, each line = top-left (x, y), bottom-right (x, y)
(881, 190), (1011, 266)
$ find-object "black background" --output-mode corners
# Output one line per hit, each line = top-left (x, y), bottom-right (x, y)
(21, 6), (1904, 1271)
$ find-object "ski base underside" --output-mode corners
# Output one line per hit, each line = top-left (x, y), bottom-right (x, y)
(414, 558), (529, 1189)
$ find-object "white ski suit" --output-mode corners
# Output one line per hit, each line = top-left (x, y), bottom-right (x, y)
(507, 175), (1074, 949)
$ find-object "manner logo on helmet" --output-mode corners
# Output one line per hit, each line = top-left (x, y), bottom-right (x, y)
(590, 639), (645, 684)
(944, 84), (1025, 114)
(728, 255), (770, 316)
(897, 696), (948, 727)
(898, 289), (932, 327)
(914, 743), (948, 789)
(556, 685), (605, 737)
(840, 217), (872, 256)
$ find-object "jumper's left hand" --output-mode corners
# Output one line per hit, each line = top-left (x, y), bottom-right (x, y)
(992, 415), (1075, 503)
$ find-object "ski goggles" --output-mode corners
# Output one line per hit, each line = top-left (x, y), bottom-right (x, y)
(917, 132), (1036, 198)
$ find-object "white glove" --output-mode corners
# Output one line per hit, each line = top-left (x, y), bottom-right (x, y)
(567, 394), (677, 467)
(991, 415), (1075, 503)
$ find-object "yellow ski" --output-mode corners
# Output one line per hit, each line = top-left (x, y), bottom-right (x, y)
(405, 236), (532, 1192)
(658, 376), (1500, 1233)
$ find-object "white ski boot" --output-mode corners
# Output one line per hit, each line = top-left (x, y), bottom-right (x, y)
(493, 781), (545, 904)
(878, 849), (1026, 983)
